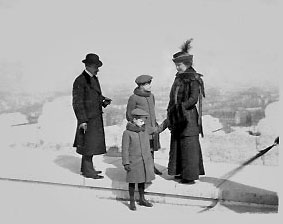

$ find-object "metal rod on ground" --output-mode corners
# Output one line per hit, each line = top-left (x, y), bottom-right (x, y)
(199, 136), (279, 213)
(212, 128), (224, 133)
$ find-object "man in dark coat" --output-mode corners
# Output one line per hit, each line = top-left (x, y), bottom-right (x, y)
(72, 53), (112, 179)
(167, 39), (205, 184)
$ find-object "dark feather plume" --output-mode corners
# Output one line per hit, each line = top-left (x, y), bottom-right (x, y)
(180, 38), (193, 53)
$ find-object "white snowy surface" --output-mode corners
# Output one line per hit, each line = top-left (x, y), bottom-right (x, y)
(0, 96), (279, 165)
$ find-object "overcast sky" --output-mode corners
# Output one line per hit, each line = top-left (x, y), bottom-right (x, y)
(0, 0), (281, 93)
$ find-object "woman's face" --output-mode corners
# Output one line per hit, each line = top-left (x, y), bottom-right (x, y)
(175, 62), (187, 73)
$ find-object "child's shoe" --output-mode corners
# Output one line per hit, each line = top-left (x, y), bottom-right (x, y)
(139, 198), (153, 207)
(129, 200), (136, 211)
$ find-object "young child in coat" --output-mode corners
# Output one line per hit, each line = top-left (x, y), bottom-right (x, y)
(122, 108), (158, 211)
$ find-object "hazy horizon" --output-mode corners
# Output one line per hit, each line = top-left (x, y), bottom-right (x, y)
(0, 0), (281, 94)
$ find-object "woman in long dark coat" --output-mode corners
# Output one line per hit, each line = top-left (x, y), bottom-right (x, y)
(167, 39), (205, 184)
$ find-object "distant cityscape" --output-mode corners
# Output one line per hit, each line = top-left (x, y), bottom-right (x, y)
(0, 84), (279, 131)
(103, 85), (279, 132)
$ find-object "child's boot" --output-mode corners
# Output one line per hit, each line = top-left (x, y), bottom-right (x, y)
(129, 183), (136, 211)
(139, 195), (153, 207)
(138, 183), (153, 207)
(129, 198), (136, 211)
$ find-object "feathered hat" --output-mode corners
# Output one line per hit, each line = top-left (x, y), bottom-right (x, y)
(172, 38), (193, 64)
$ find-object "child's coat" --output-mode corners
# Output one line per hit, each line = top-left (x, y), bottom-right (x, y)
(122, 122), (155, 183)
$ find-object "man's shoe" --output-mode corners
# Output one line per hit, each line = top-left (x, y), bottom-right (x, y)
(82, 173), (104, 179)
(154, 167), (162, 175)
(88, 175), (104, 179)
(81, 170), (102, 176)
(180, 179), (195, 184)
(81, 167), (102, 174)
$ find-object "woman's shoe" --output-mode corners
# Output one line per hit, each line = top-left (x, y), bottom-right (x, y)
(174, 175), (182, 179)
(180, 179), (195, 184)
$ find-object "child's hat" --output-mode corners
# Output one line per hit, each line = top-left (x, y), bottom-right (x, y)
(131, 108), (149, 118)
(135, 75), (153, 85)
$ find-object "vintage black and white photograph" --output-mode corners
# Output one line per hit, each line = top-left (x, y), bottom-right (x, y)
(0, 0), (281, 223)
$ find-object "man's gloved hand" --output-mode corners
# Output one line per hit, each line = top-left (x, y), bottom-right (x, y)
(102, 97), (112, 108)
(124, 164), (131, 172)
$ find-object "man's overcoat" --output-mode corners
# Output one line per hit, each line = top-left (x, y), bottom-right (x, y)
(72, 71), (107, 156)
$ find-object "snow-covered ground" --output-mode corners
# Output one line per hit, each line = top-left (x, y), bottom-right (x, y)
(0, 96), (279, 165)
(0, 179), (278, 224)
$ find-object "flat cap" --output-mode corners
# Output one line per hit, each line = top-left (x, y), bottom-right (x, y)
(131, 108), (149, 117)
(135, 75), (153, 85)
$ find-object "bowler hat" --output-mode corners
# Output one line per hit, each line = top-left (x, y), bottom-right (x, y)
(135, 75), (153, 85)
(82, 53), (103, 67)
(131, 108), (149, 118)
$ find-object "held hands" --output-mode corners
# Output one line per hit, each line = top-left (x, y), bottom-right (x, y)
(124, 164), (131, 172)
(155, 118), (169, 134)
(79, 122), (87, 134)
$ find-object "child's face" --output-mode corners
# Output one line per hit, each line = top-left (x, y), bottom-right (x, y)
(133, 117), (146, 127)
(141, 82), (152, 92)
